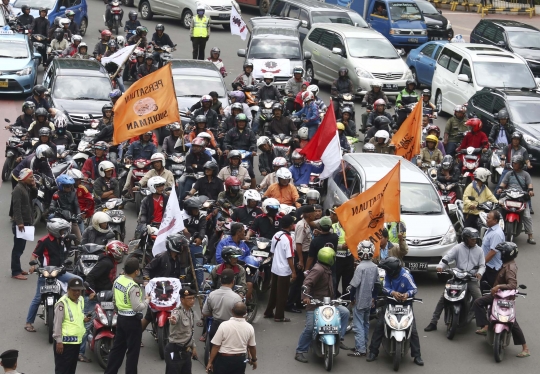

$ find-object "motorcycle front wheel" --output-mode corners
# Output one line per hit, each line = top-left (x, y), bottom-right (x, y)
(2, 156), (13, 181)
(157, 322), (170, 360)
(47, 305), (54, 344)
(493, 331), (506, 362)
(33, 205), (42, 226)
(95, 337), (113, 369)
(393, 340), (402, 372)
(323, 343), (333, 372)
(246, 289), (258, 324)
(446, 311), (458, 340)
(204, 333), (211, 366)
(505, 221), (516, 242)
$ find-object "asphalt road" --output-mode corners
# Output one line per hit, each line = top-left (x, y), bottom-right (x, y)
(0, 2), (539, 372)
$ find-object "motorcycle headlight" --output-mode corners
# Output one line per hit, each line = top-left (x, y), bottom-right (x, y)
(42, 270), (50, 277)
(50, 270), (59, 277)
(321, 307), (334, 320)
(355, 67), (373, 79)
(498, 314), (509, 323)
(399, 316), (411, 329)
(523, 133), (540, 147)
(97, 306), (108, 325)
(385, 313), (399, 329)
(447, 21), (452, 30)
(112, 313), (117, 326)
(404, 69), (413, 80)
(16, 67), (32, 76)
(440, 225), (456, 246)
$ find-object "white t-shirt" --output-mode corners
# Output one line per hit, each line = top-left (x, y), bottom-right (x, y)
(270, 230), (295, 276)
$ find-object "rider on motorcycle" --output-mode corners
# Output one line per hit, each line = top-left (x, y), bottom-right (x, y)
(223, 91), (252, 122)
(488, 109), (517, 146)
(365, 115), (393, 143)
(462, 168), (498, 229)
(18, 4), (34, 28)
(361, 81), (388, 128)
(189, 115), (220, 153)
(331, 67), (355, 116)
(337, 123), (351, 153)
(368, 130), (395, 154)
(267, 103), (297, 138)
(177, 138), (211, 204)
(104, 0), (123, 28)
(51, 117), (75, 163)
(72, 42), (90, 59)
(217, 176), (244, 208)
(292, 92), (320, 140)
(417, 135), (443, 168)
(424, 124), (446, 156)
(336, 107), (356, 137)
(26, 85), (58, 117)
(62, 35), (82, 57)
(253, 73), (282, 134)
(11, 145), (53, 189)
(366, 99), (393, 132)
(182, 197), (207, 287)
(31, 127), (57, 161)
(67, 169), (93, 229)
(138, 153), (174, 191)
(264, 167), (300, 207)
(124, 10), (141, 36)
(231, 189), (263, 226)
(97, 103), (114, 131)
(437, 155), (462, 199)
(246, 198), (284, 240)
(190, 95), (220, 129)
(162, 122), (184, 155)
(186, 161), (223, 201)
(151, 23), (174, 49)
(421, 89), (437, 113)
(258, 136), (278, 176)
(93, 30), (112, 60)
(259, 157), (287, 192)
(27, 107), (54, 138)
(307, 85), (327, 114)
(216, 223), (251, 264)
(137, 53), (158, 79)
(207, 47), (227, 77)
(128, 25), (148, 48)
(395, 79), (419, 126)
(50, 28), (68, 63)
(81, 212), (113, 245)
(93, 161), (120, 203)
(284, 66), (306, 113)
(223, 114), (257, 173)
(456, 118), (489, 155)
(232, 62), (256, 88)
(444, 105), (468, 156)
(218, 151), (250, 189)
(129, 50), (145, 80)
(11, 101), (35, 130)
(138, 176), (169, 231)
(500, 132), (532, 175)
(103, 39), (119, 57)
(50, 174), (82, 242)
(289, 150), (324, 186)
(211, 245), (248, 290)
(123, 131), (158, 194)
(82, 142), (115, 182)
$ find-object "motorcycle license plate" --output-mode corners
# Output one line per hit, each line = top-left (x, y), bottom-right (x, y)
(81, 255), (99, 261)
(408, 38), (419, 43)
(38, 190), (44, 198)
(320, 326), (338, 333)
(8, 137), (20, 142)
(101, 302), (114, 310)
(406, 262), (428, 271)
(40, 284), (60, 294)
(219, 13), (229, 18)
(497, 300), (512, 308)
(252, 250), (269, 258)
(0, 80), (8, 88)
(383, 84), (398, 90)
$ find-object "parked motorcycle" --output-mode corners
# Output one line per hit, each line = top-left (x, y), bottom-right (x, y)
(32, 173), (57, 225)
(105, 0), (124, 35)
(500, 188), (527, 242)
(2, 121), (30, 181)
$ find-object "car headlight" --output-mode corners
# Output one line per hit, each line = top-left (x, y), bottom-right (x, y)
(355, 67), (373, 79)
(440, 225), (456, 246)
(16, 67), (32, 76)
(420, 30), (427, 35)
(389, 28), (399, 35)
(523, 133), (540, 147)
(404, 69), (413, 80)
(446, 21), (452, 30)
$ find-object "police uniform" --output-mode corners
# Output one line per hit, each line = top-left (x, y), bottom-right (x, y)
(166, 289), (197, 374)
(104, 274), (149, 374)
(0, 349), (23, 374)
(190, 14), (210, 60)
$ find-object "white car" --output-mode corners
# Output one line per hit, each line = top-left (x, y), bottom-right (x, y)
(136, 0), (238, 29)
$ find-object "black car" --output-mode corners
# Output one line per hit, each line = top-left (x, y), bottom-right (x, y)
(466, 87), (540, 166)
(414, 0), (453, 41)
(470, 19), (540, 77)
(43, 59), (112, 139)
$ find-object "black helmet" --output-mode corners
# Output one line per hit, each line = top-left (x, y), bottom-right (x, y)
(136, 26), (148, 36)
(339, 67), (348, 77)
(243, 61), (253, 70)
(129, 10), (138, 20)
(33, 85), (47, 97)
(422, 89), (431, 97)
(462, 227), (480, 243)
(511, 131), (523, 141)
(374, 115), (391, 128)
(21, 5), (30, 12)
(39, 7), (48, 14)
(221, 246), (243, 265)
(108, 39), (117, 49)
(166, 233), (189, 253)
(22, 101), (35, 113)
(496, 242), (518, 263)
(184, 197), (202, 211)
(145, 53), (155, 61)
(203, 160), (219, 175)
(272, 103), (283, 113)
(35, 107), (48, 118)
(195, 115), (207, 124)
(497, 109), (509, 120)
(379, 257), (402, 279)
(341, 107), (353, 115)
(38, 127), (51, 137)
(102, 103), (113, 115)
(155, 24), (165, 31)
(441, 155), (454, 170)
(406, 79), (416, 88)
(54, 28), (64, 40)
(511, 154), (524, 168)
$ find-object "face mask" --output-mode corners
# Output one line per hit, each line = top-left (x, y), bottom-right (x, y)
(197, 10), (204, 16)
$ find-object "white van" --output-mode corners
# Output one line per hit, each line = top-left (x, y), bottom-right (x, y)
(431, 43), (538, 115)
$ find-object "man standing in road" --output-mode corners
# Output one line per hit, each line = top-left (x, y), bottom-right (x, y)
(190, 4), (210, 60)
(480, 211), (505, 288)
(0, 349), (23, 374)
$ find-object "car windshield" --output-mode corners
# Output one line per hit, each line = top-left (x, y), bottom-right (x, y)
(248, 39), (301, 59)
(348, 38), (399, 59)
(0, 41), (29, 58)
(366, 181), (443, 214)
(173, 75), (226, 98)
(508, 101), (540, 124)
(507, 31), (540, 49)
(13, 0), (56, 8)
(389, 3), (423, 21)
(346, 12), (369, 28)
(473, 62), (536, 89)
(415, 0), (440, 15)
(53, 76), (111, 100)
(311, 11), (353, 25)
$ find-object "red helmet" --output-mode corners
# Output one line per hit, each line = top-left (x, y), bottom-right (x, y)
(106, 240), (128, 262)
(374, 98), (386, 107)
(192, 137), (205, 146)
(225, 176), (241, 189)
(101, 30), (112, 38)
(466, 118), (482, 132)
(425, 125), (440, 137)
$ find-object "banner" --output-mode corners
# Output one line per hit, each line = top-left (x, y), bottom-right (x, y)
(391, 102), (423, 161)
(252, 59), (291, 78)
(335, 162), (401, 259)
(230, 5), (248, 41)
(152, 186), (185, 256)
(101, 44), (137, 68)
(113, 64), (180, 145)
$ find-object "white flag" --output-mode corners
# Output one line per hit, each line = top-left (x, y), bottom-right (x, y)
(152, 187), (186, 256)
(230, 6), (248, 41)
(101, 44), (137, 67)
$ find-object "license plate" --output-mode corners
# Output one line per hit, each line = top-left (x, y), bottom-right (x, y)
(81, 255), (99, 261)
(101, 301), (114, 310)
(219, 13), (229, 18)
(0, 80), (8, 88)
(38, 190), (44, 198)
(497, 300), (512, 308)
(252, 250), (269, 258)
(383, 84), (398, 89)
(406, 262), (428, 271)
(40, 284), (60, 293)
(429, 37), (444, 41)
(320, 326), (338, 333)
(408, 38), (419, 43)
(8, 137), (20, 142)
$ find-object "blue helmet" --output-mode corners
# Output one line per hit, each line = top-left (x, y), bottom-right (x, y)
(56, 174), (75, 191)
(243, 255), (260, 269)
(109, 89), (122, 99)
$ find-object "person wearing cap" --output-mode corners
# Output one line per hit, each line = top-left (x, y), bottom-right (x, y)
(373, 228), (408, 265)
(0, 349), (22, 374)
(53, 278), (91, 374)
(166, 287), (198, 373)
(10, 169), (36, 280)
(190, 5), (210, 60)
(264, 215), (297, 322)
(105, 258), (150, 374)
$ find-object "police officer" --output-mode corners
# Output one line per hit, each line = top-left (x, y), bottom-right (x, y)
(0, 349), (23, 374)
(166, 288), (198, 374)
(52, 278), (90, 374)
(104, 258), (150, 374)
(190, 4), (210, 60)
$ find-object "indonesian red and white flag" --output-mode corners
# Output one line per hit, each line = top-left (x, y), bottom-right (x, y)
(152, 187), (185, 256)
(299, 101), (342, 179)
(230, 5), (248, 41)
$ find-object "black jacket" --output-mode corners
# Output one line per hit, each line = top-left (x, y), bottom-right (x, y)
(256, 85), (281, 101)
(185, 151), (211, 173)
(86, 255), (116, 292)
(93, 177), (120, 202)
(18, 14), (34, 28)
(94, 124), (114, 143)
(93, 40), (108, 56)
(437, 165), (461, 184)
(139, 194), (169, 224)
(142, 251), (188, 279)
(268, 116), (297, 137)
(12, 154), (53, 180)
(331, 77), (354, 96)
(184, 213), (207, 239)
(488, 123), (517, 145)
(14, 113), (34, 129)
(336, 118), (357, 137)
(162, 135), (182, 155)
(68, 22), (80, 35)
(258, 148), (278, 174)
(31, 17), (49, 36)
(50, 190), (80, 215)
(151, 32), (174, 47)
(124, 20), (141, 32)
(52, 132), (74, 147)
(137, 63), (158, 78)
(81, 227), (114, 245)
(223, 127), (257, 152)
(12, 182), (36, 226)
(231, 205), (263, 226)
(366, 111), (394, 129)
(191, 107), (219, 129)
(192, 176), (224, 200)
(366, 123), (392, 141)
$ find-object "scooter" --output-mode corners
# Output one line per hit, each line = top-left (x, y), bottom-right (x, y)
(2, 122), (31, 181)
(129, 158), (152, 211)
(248, 237), (272, 293)
(95, 197), (128, 242)
(71, 243), (106, 278)
(332, 93), (355, 121)
(73, 126), (99, 170)
(500, 188), (527, 242)
(472, 199), (503, 243)
(151, 43), (176, 68)
(489, 143), (505, 185)
(165, 151), (186, 185)
(448, 199), (465, 242)
(258, 99), (276, 135)
(105, 0), (124, 35)
(437, 181), (459, 212)
(458, 147), (483, 185)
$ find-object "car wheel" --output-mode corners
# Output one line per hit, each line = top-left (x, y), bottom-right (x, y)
(182, 10), (193, 29)
(140, 1), (153, 20)
(410, 67), (420, 88)
(435, 90), (443, 115)
(305, 62), (317, 84)
(79, 18), (88, 36)
(259, 0), (271, 15)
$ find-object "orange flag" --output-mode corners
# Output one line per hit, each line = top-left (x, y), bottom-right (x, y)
(112, 64), (180, 145)
(335, 161), (401, 259)
(391, 101), (423, 160)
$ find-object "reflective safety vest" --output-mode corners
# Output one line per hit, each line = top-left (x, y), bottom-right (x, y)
(193, 16), (209, 38)
(56, 294), (85, 344)
(113, 275), (141, 315)
(332, 222), (350, 257)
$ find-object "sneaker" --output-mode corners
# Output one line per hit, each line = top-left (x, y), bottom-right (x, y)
(294, 353), (308, 363)
(424, 322), (437, 332)
(347, 349), (366, 357)
(366, 352), (377, 362)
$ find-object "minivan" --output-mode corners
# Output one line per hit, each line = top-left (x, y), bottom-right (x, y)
(431, 43), (539, 115)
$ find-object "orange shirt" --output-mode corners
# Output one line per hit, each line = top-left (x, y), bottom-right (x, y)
(189, 129), (218, 149)
(264, 183), (300, 208)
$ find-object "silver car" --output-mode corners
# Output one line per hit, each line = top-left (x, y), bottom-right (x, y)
(323, 153), (456, 272)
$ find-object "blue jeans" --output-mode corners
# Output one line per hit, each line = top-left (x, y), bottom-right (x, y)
(296, 305), (350, 353)
(79, 295), (97, 355)
(252, 111), (261, 134)
(352, 307), (370, 353)
(445, 142), (459, 157)
(26, 272), (82, 324)
(190, 244), (204, 289)
(11, 224), (27, 276)
(78, 221), (85, 236)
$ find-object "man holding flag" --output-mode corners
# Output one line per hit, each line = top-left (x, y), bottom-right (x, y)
(101, 42), (139, 93)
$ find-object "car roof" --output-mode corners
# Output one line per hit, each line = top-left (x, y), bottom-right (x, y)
(251, 17), (300, 38)
(311, 23), (383, 38)
(170, 59), (222, 77)
(481, 19), (540, 32)
(251, 17), (300, 29)
(53, 59), (109, 76)
(274, 0), (351, 11)
(476, 87), (540, 101)
(442, 43), (522, 62)
(344, 153), (430, 184)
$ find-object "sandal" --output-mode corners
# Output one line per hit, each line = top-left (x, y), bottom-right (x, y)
(475, 329), (487, 336)
(24, 325), (36, 333)
(78, 354), (92, 363)
(12, 274), (28, 280)
(274, 318), (291, 322)
(527, 238), (536, 245)
(516, 351), (530, 358)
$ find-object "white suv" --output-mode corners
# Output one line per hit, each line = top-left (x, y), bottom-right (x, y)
(431, 43), (538, 114)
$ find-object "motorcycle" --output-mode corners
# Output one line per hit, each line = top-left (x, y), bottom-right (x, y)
(128, 158), (152, 211)
(437, 181), (458, 212)
(127, 223), (159, 269)
(267, 133), (292, 159)
(73, 126), (99, 170)
(240, 256), (260, 324)
(165, 151), (186, 186)
(105, 0), (124, 35)
(258, 99), (276, 136)
(32, 173), (57, 225)
(448, 199), (465, 242)
(151, 43), (176, 68)
(422, 106), (437, 125)
(394, 102), (418, 129)
(470, 199), (504, 243)
(2, 121), (31, 181)
(489, 143), (505, 185)
(72, 243), (106, 278)
(333, 93), (355, 121)
(458, 146), (483, 185)
(236, 149), (253, 171)
(419, 160), (438, 183)
(31, 34), (48, 66)
(248, 237), (272, 293)
(500, 188), (527, 242)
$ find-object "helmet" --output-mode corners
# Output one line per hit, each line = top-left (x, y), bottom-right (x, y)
(363, 143), (376, 153)
(129, 10), (138, 20)
(227, 150), (241, 160)
(235, 113), (248, 123)
(35, 107), (48, 119)
(101, 30), (112, 39)
(374, 130), (390, 143)
(406, 79), (416, 88)
(293, 66), (304, 75)
(59, 18), (70, 26)
(155, 24), (165, 31)
(302, 91), (314, 103)
(291, 150), (305, 167)
(47, 218), (71, 239)
(197, 132), (212, 142)
(194, 115), (207, 125)
(276, 167), (292, 180)
(426, 125), (440, 137)
(358, 240), (375, 260)
(306, 189), (320, 202)
(210, 47), (220, 56)
(341, 107), (353, 115)
(229, 90), (246, 103)
(298, 127), (309, 140)
(243, 255), (260, 269)
(339, 67), (348, 77)
(272, 157), (287, 167)
(21, 5), (30, 12)
(72, 34), (82, 43)
(422, 89), (431, 97)
(53, 17), (61, 27)
(94, 141), (109, 151)
(53, 117), (66, 132)
(511, 131), (523, 141)
(374, 115), (391, 128)
(231, 102), (243, 112)
(441, 155), (454, 170)
(203, 160), (219, 175)
(262, 198), (280, 214)
(263, 72), (274, 86)
(145, 53), (155, 62)
(102, 102), (113, 115)
(107, 39), (117, 49)
(39, 7), (48, 14)
(337, 122), (345, 131)
(257, 136), (271, 148)
(168, 122), (182, 132)
(66, 169), (83, 180)
(425, 134), (438, 146)
(78, 42), (88, 53)
(33, 85), (47, 97)
(197, 3), (205, 11)
(379, 257), (402, 278)
(56, 174), (75, 191)
(201, 94), (212, 103)
(22, 101), (35, 113)
(225, 176), (242, 191)
(307, 84), (319, 96)
(317, 247), (336, 266)
(496, 242), (518, 263)
(109, 89), (122, 100)
(98, 161), (115, 177)
(222, 246), (243, 265)
(191, 137), (205, 147)
(497, 109), (509, 120)
(462, 227), (480, 243)
(243, 61), (253, 70)
(136, 26), (148, 35)
(106, 241), (128, 262)
(466, 118), (482, 132)
(184, 197), (202, 212)
(147, 176), (166, 193)
(454, 105), (465, 113)
(38, 127), (51, 137)
(35, 144), (53, 160)
(166, 233), (189, 253)
(370, 81), (382, 88)
(511, 154), (524, 168)
(473, 167), (491, 183)
(374, 98), (386, 107)
(243, 189), (261, 206)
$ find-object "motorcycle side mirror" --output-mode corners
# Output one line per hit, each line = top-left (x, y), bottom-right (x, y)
(29, 260), (38, 266)
(84, 281), (90, 288)
(63, 259), (73, 266)
(105, 232), (116, 239)
(519, 284), (527, 289)
(442, 259), (449, 265)
(467, 196), (476, 201)
(5, 118), (11, 123)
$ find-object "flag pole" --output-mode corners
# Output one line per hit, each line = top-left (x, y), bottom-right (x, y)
(110, 40), (140, 81)
(341, 159), (348, 190)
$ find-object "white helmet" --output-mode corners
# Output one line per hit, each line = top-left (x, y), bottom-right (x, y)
(276, 167), (292, 180)
(98, 161), (115, 177)
(196, 3), (205, 10)
(197, 131), (212, 141)
(454, 105), (465, 113)
(298, 127), (309, 140)
(262, 198), (280, 213)
(66, 169), (84, 180)
(370, 81), (382, 88)
(150, 153), (165, 165)
(357, 240), (375, 260)
(92, 211), (112, 233)
(59, 18), (70, 26)
(116, 35), (126, 48)
(35, 144), (53, 159)
(302, 91), (314, 103)
(263, 72), (274, 86)
(257, 136), (271, 148)
(374, 130), (390, 144)
(147, 176), (166, 193)
(243, 189), (261, 206)
(307, 84), (319, 96)
(473, 167), (491, 183)
(272, 157), (287, 167)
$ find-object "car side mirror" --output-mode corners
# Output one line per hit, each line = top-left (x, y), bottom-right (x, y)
(354, 22), (359, 27)
(301, 20), (308, 28)
(457, 74), (469, 83)
(237, 49), (246, 57)
(496, 40), (506, 47)
(397, 49), (406, 57)
(304, 51), (312, 59)
(332, 48), (343, 56)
